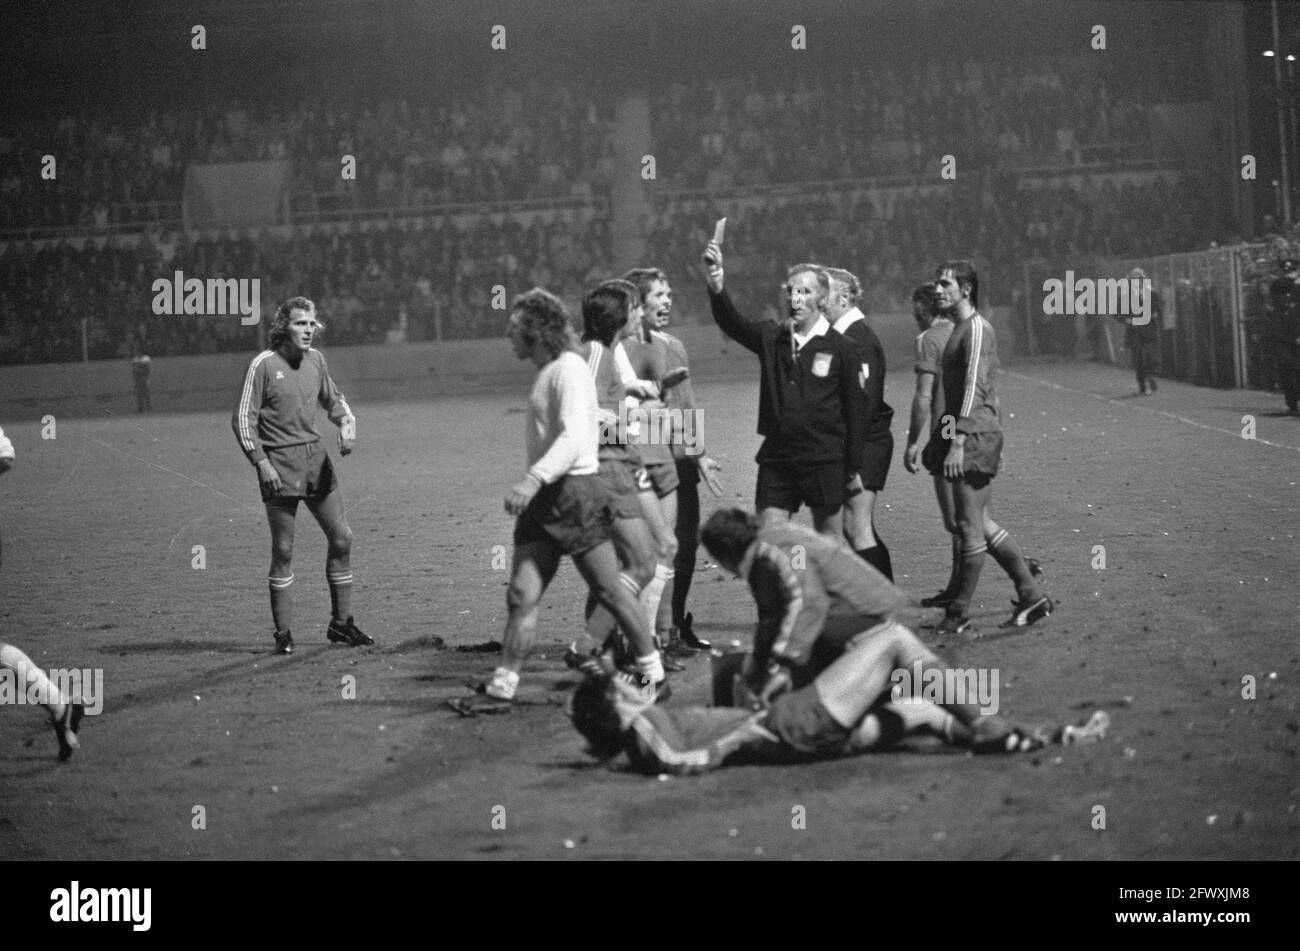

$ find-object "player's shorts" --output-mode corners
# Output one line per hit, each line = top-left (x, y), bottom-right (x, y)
(854, 432), (895, 493)
(755, 460), (846, 513)
(642, 460), (680, 499)
(921, 428), (1003, 483)
(260, 442), (337, 504)
(764, 685), (852, 755)
(596, 457), (645, 521)
(513, 473), (612, 556)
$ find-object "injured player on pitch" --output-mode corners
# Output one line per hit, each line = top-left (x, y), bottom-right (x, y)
(568, 620), (1110, 776)
(569, 506), (1108, 775)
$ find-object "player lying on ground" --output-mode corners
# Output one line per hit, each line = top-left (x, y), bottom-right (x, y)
(922, 262), (1052, 635)
(0, 426), (85, 760)
(569, 630), (1109, 775)
(902, 282), (1044, 607)
(232, 296), (373, 655)
(459, 289), (668, 711)
(623, 267), (720, 658)
(825, 267), (896, 581)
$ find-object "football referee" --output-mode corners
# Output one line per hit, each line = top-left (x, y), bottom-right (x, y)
(702, 237), (867, 538)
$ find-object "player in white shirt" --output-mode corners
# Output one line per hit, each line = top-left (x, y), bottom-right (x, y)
(457, 289), (667, 712)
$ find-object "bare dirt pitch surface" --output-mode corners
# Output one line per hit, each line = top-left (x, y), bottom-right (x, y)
(1, 357), (1297, 860)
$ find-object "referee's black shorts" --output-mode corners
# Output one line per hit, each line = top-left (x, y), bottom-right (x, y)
(854, 432), (895, 492)
(756, 460), (846, 513)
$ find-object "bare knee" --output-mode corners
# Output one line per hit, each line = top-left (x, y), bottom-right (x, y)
(506, 577), (541, 614)
(330, 524), (354, 558)
(955, 515), (983, 550)
(270, 539), (294, 569)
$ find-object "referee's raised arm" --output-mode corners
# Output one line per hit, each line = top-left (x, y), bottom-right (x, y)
(702, 238), (763, 354)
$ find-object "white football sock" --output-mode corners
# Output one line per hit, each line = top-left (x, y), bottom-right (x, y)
(635, 652), (665, 685)
(486, 667), (520, 700)
(642, 564), (671, 632)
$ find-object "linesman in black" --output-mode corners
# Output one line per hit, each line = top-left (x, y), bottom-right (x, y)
(826, 267), (895, 580)
(702, 237), (867, 539)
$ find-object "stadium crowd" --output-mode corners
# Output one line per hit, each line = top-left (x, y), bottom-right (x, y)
(0, 84), (611, 233)
(0, 214), (613, 363)
(647, 55), (1202, 190)
(643, 174), (1214, 318)
(0, 50), (1228, 366)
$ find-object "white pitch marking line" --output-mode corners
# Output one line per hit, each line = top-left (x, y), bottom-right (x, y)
(1004, 371), (1300, 454)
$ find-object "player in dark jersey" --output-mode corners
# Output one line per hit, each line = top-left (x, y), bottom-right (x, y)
(904, 283), (1042, 607)
(618, 279), (700, 661)
(703, 237), (868, 539)
(924, 263), (1051, 636)
(825, 267), (895, 580)
(623, 267), (720, 657)
(0, 426), (86, 760)
(1268, 258), (1300, 413)
(232, 296), (373, 655)
(566, 282), (663, 672)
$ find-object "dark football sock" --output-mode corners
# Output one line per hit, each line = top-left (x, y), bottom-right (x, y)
(855, 540), (893, 582)
(949, 549), (987, 616)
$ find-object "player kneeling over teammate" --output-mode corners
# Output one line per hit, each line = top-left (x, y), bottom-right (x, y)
(0, 426), (86, 760)
(566, 504), (1097, 774)
(232, 296), (373, 655)
(569, 507), (1104, 774)
(569, 629), (1108, 775)
(460, 289), (666, 711)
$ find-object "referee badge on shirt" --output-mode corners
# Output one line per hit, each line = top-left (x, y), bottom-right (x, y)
(812, 352), (833, 377)
(859, 363), (870, 389)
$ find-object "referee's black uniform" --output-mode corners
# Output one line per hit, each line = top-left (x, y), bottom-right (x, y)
(708, 287), (867, 513)
(832, 309), (894, 491)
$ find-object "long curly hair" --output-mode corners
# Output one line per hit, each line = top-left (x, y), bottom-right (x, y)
(269, 296), (323, 349)
(511, 288), (578, 360)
